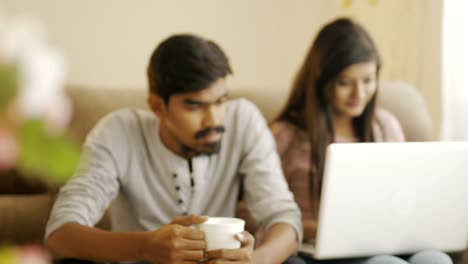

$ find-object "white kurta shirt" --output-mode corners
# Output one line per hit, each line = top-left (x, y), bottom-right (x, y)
(46, 99), (302, 243)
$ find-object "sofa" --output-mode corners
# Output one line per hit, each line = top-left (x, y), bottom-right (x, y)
(1, 80), (466, 263)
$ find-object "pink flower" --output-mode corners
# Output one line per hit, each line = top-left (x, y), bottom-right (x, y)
(18, 245), (51, 264)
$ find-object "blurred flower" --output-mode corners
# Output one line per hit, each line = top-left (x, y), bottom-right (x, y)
(17, 246), (50, 264)
(0, 12), (78, 264)
(0, 13), (79, 183)
(44, 92), (72, 134)
(0, 15), (46, 63)
(1, 15), (70, 131)
(17, 44), (70, 132)
(0, 245), (50, 264)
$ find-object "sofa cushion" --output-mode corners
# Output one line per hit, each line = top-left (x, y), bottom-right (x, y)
(66, 80), (433, 142)
(0, 194), (56, 244)
(0, 194), (111, 245)
(66, 86), (147, 142)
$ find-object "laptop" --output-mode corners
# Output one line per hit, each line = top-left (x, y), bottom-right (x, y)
(300, 142), (468, 259)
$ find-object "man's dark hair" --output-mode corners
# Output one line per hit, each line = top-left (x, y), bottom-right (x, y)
(147, 34), (232, 102)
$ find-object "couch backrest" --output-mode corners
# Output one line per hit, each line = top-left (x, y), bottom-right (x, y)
(67, 87), (148, 141)
(228, 80), (434, 141)
(66, 80), (433, 143)
(377, 81), (433, 141)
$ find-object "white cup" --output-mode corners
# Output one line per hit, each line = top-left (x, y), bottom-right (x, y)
(198, 217), (245, 251)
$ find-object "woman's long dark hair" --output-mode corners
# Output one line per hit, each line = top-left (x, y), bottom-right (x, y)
(276, 18), (381, 213)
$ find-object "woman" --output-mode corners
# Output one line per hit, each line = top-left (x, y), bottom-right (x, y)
(273, 18), (452, 264)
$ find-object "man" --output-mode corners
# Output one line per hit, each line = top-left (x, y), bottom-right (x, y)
(46, 34), (302, 264)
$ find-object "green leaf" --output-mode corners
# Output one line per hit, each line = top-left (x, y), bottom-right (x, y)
(0, 65), (18, 112)
(17, 120), (81, 184)
(0, 247), (17, 264)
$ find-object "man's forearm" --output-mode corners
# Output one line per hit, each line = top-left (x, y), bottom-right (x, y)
(46, 223), (147, 262)
(252, 223), (298, 264)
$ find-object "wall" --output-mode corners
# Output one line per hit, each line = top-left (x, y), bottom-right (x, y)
(339, 0), (443, 137)
(2, 0), (337, 93)
(3, 0), (443, 136)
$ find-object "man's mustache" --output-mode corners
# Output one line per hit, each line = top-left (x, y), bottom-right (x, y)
(195, 126), (225, 139)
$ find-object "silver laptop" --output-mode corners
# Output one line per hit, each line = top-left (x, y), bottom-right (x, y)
(300, 142), (468, 259)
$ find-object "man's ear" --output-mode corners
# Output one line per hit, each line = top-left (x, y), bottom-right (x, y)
(148, 94), (168, 119)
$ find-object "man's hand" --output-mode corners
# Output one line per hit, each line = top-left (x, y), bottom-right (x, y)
(140, 214), (208, 263)
(205, 231), (255, 263)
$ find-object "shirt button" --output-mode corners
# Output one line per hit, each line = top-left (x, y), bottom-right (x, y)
(173, 174), (177, 178)
(178, 199), (183, 204)
(175, 186), (180, 191)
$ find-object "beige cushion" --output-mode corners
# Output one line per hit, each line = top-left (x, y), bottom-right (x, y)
(377, 81), (433, 141)
(67, 80), (433, 142)
(229, 80), (434, 141)
(0, 194), (55, 244)
(66, 86), (148, 142)
(0, 193), (111, 245)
